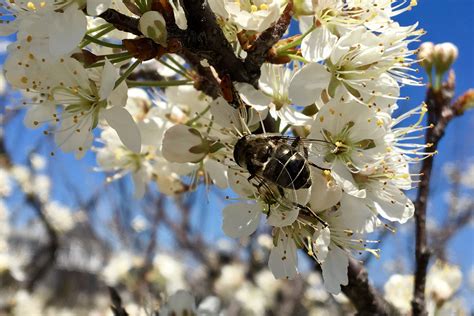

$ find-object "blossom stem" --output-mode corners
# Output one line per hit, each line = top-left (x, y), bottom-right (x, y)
(81, 26), (115, 48)
(86, 23), (113, 34)
(82, 34), (124, 49)
(125, 79), (193, 88)
(283, 53), (309, 63)
(86, 54), (133, 68)
(115, 60), (142, 88)
(134, 0), (147, 13)
(276, 26), (315, 55)
(100, 52), (133, 59)
(158, 58), (192, 80)
(166, 54), (192, 76)
(186, 105), (211, 126)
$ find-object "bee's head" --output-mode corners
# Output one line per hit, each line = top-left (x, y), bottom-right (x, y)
(233, 134), (272, 171)
(233, 135), (250, 168)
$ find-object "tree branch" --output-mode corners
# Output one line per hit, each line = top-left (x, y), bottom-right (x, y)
(0, 131), (59, 292)
(244, 1), (293, 79)
(412, 71), (462, 315)
(99, 1), (293, 90)
(342, 259), (398, 316)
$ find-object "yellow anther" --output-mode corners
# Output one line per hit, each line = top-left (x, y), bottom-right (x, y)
(376, 119), (384, 127)
(26, 1), (36, 10)
(250, 4), (258, 12)
(259, 3), (268, 10)
(335, 141), (343, 147)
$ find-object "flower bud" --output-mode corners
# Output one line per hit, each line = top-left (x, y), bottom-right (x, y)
(433, 42), (458, 74)
(457, 89), (474, 114)
(417, 41), (434, 70)
(162, 124), (209, 163)
(139, 11), (167, 46)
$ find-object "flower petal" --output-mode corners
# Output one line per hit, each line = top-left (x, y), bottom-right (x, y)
(267, 207), (299, 227)
(289, 63), (331, 106)
(312, 225), (330, 263)
(49, 6), (86, 58)
(87, 0), (112, 16)
(310, 169), (342, 211)
(103, 106), (142, 153)
(269, 230), (298, 280)
(236, 82), (272, 111)
(321, 245), (349, 294)
(222, 203), (260, 238)
(99, 59), (120, 101)
(301, 27), (337, 63)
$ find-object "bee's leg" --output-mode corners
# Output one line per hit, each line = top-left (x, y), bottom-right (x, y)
(309, 162), (330, 172)
(247, 174), (255, 183)
(266, 203), (272, 218)
(290, 136), (301, 148)
(294, 202), (329, 228)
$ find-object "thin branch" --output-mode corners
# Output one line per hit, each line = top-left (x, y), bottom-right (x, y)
(412, 71), (464, 315)
(98, 9), (141, 36)
(244, 1), (294, 79)
(431, 206), (473, 260)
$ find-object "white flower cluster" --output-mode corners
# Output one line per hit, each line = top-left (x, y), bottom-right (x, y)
(1, 0), (429, 294)
(384, 260), (464, 316)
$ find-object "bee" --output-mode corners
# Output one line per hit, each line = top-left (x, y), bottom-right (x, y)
(233, 134), (313, 191)
(233, 134), (329, 226)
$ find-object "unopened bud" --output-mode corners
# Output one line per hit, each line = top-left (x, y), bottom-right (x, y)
(433, 42), (458, 74)
(139, 11), (167, 46)
(417, 42), (434, 70)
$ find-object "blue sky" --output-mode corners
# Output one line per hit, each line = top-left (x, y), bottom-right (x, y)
(1, 0), (473, 309)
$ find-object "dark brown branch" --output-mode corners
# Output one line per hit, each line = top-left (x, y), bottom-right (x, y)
(178, 0), (252, 84)
(412, 71), (462, 315)
(181, 49), (221, 99)
(99, 9), (141, 36)
(342, 259), (398, 316)
(99, 1), (293, 89)
(244, 1), (293, 78)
